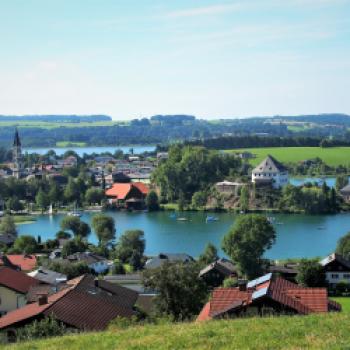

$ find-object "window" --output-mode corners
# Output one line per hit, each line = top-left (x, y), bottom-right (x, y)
(343, 274), (350, 279)
(331, 274), (339, 279)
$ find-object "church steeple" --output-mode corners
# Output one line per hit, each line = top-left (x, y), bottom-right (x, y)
(13, 128), (21, 147)
(12, 128), (23, 179)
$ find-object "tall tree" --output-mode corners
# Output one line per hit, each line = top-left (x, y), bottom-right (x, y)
(12, 235), (38, 254)
(60, 216), (90, 238)
(142, 262), (208, 321)
(114, 229), (145, 263)
(36, 188), (50, 212)
(336, 231), (350, 259)
(222, 214), (276, 279)
(145, 190), (159, 211)
(0, 215), (17, 236)
(296, 259), (326, 287)
(198, 243), (219, 266)
(91, 214), (116, 245)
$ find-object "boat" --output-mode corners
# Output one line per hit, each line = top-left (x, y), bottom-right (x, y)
(48, 204), (53, 215)
(317, 226), (326, 230)
(68, 211), (82, 217)
(169, 213), (177, 219)
(206, 215), (219, 222)
(267, 216), (275, 224)
(177, 217), (188, 222)
(276, 222), (284, 225)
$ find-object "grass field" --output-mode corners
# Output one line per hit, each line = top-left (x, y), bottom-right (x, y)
(332, 297), (350, 313)
(0, 121), (128, 129)
(226, 147), (350, 167)
(5, 313), (350, 350)
(55, 141), (87, 147)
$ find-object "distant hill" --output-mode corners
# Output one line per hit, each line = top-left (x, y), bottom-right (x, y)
(5, 313), (350, 350)
(271, 114), (350, 125)
(0, 115), (112, 123)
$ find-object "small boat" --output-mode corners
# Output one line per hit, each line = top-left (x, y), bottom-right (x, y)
(177, 217), (188, 222)
(48, 204), (53, 215)
(317, 226), (326, 230)
(68, 211), (82, 217)
(276, 222), (284, 225)
(267, 216), (275, 223)
(206, 216), (219, 222)
(169, 213), (177, 219)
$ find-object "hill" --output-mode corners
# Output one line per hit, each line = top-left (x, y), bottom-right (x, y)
(4, 313), (350, 350)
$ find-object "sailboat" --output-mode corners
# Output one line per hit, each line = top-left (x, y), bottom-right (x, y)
(48, 204), (53, 215)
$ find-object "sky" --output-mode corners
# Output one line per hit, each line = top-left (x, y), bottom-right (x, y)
(0, 0), (349, 120)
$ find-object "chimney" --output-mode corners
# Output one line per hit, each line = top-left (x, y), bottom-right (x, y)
(238, 280), (247, 292)
(38, 294), (48, 306)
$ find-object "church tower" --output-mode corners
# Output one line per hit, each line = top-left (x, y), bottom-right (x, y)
(12, 128), (23, 179)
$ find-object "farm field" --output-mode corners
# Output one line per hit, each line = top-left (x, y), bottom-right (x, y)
(0, 121), (128, 129)
(226, 147), (350, 167)
(5, 313), (350, 350)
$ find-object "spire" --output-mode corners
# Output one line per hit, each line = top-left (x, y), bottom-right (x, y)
(13, 128), (21, 147)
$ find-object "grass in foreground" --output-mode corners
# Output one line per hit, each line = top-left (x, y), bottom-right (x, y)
(226, 147), (350, 167)
(5, 313), (350, 350)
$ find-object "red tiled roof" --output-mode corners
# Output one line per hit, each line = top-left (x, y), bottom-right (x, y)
(5, 255), (37, 271)
(105, 182), (149, 200)
(197, 274), (336, 321)
(0, 287), (72, 329)
(106, 183), (132, 199)
(0, 267), (40, 294)
(0, 275), (137, 331)
(133, 182), (149, 195)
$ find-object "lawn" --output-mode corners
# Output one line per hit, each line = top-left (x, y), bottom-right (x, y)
(226, 147), (350, 167)
(5, 313), (350, 350)
(332, 297), (350, 313)
(55, 141), (87, 147)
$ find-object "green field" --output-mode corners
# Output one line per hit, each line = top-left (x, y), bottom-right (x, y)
(332, 297), (350, 313)
(55, 141), (87, 147)
(5, 313), (350, 350)
(226, 147), (350, 167)
(0, 121), (128, 129)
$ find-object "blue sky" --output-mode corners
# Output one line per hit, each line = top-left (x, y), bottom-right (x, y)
(0, 0), (349, 119)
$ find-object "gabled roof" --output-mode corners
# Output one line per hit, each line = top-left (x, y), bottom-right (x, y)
(66, 252), (108, 265)
(340, 184), (350, 194)
(0, 275), (137, 331)
(0, 267), (40, 294)
(320, 253), (350, 270)
(28, 267), (67, 285)
(105, 182), (149, 199)
(253, 155), (287, 173)
(197, 273), (335, 321)
(3, 255), (37, 271)
(199, 258), (237, 278)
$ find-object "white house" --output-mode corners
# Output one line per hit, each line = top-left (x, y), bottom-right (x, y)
(320, 253), (350, 287)
(251, 155), (288, 189)
(66, 252), (111, 274)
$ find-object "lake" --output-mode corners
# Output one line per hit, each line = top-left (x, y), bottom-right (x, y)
(23, 145), (156, 156)
(17, 211), (350, 260)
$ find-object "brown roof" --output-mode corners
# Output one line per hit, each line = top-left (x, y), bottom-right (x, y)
(0, 275), (137, 331)
(105, 182), (148, 200)
(197, 274), (336, 321)
(0, 267), (40, 294)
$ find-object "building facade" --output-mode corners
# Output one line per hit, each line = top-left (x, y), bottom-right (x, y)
(251, 155), (288, 189)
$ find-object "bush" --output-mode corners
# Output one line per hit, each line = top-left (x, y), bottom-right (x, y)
(335, 280), (350, 295)
(16, 315), (67, 342)
(223, 277), (238, 288)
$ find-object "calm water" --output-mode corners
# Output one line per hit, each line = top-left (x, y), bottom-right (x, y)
(23, 145), (156, 156)
(17, 211), (350, 260)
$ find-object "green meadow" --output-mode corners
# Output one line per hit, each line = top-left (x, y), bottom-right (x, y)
(226, 147), (350, 167)
(5, 312), (350, 350)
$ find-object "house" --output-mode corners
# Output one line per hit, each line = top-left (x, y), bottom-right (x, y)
(268, 264), (298, 282)
(0, 267), (40, 315)
(145, 253), (194, 269)
(199, 258), (237, 287)
(340, 184), (350, 203)
(105, 182), (149, 209)
(320, 253), (350, 288)
(215, 181), (247, 196)
(251, 155), (288, 189)
(0, 255), (37, 272)
(28, 267), (67, 285)
(0, 274), (138, 340)
(237, 152), (253, 160)
(65, 252), (111, 274)
(197, 273), (340, 321)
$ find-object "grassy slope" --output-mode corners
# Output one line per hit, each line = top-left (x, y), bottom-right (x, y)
(5, 313), (350, 350)
(226, 147), (350, 167)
